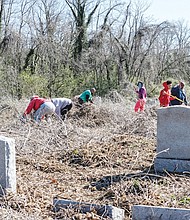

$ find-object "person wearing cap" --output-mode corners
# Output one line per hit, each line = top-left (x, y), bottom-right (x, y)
(158, 80), (173, 107)
(78, 88), (96, 105)
(134, 81), (147, 112)
(23, 96), (56, 123)
(170, 81), (188, 106)
(51, 97), (73, 120)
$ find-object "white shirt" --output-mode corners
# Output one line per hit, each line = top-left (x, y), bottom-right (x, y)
(52, 98), (72, 117)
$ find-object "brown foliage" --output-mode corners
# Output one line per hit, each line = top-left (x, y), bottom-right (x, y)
(0, 95), (189, 219)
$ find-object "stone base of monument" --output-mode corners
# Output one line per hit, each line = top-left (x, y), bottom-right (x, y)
(154, 158), (190, 173)
(132, 205), (190, 220)
(53, 199), (125, 219)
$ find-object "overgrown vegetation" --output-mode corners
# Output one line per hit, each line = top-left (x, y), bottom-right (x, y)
(0, 0), (190, 218)
(0, 93), (189, 219)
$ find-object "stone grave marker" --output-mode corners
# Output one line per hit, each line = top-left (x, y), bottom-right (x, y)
(0, 136), (16, 195)
(155, 106), (190, 173)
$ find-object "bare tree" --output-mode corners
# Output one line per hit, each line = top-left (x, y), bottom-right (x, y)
(65, 0), (102, 60)
(0, 0), (4, 34)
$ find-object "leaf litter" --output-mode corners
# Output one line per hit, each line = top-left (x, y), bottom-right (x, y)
(0, 94), (189, 219)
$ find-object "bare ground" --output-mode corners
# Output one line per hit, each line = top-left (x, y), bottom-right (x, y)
(0, 94), (189, 219)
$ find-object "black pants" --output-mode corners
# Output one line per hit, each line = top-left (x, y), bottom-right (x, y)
(78, 97), (84, 105)
(61, 103), (73, 120)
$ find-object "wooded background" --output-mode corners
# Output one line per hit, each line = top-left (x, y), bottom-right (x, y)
(0, 0), (190, 99)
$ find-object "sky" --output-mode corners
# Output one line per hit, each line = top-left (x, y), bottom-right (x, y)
(146, 0), (190, 23)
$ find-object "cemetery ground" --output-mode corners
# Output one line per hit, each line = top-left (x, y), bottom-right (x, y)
(0, 92), (190, 219)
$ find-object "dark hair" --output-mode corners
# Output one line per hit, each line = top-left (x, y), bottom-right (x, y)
(137, 81), (143, 87)
(166, 80), (172, 85)
(180, 81), (185, 87)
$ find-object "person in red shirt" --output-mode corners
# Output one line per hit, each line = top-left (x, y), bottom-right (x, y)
(159, 81), (173, 107)
(23, 96), (55, 123)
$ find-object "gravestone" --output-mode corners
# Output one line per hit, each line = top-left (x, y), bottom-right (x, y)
(0, 136), (16, 195)
(132, 205), (190, 220)
(155, 106), (190, 173)
(53, 199), (125, 220)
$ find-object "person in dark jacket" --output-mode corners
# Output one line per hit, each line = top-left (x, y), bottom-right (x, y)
(170, 81), (188, 106)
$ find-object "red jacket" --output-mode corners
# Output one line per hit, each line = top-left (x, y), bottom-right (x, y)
(159, 82), (173, 107)
(24, 98), (49, 115)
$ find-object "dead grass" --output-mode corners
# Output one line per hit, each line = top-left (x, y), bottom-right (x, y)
(0, 94), (189, 219)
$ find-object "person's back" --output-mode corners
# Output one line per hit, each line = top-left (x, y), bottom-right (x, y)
(170, 85), (180, 105)
(52, 98), (72, 109)
(33, 98), (55, 123)
(170, 82), (187, 105)
(79, 90), (92, 102)
(23, 96), (55, 123)
(24, 97), (46, 115)
(78, 88), (96, 104)
(52, 98), (72, 119)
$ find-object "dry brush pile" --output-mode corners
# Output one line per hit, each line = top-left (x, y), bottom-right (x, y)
(0, 93), (189, 220)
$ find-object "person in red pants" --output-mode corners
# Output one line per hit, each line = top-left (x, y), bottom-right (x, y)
(134, 81), (147, 112)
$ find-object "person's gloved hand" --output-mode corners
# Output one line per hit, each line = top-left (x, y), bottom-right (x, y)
(20, 114), (27, 123)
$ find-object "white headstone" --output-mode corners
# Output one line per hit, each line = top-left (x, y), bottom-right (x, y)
(0, 136), (16, 195)
(132, 205), (190, 220)
(157, 106), (190, 159)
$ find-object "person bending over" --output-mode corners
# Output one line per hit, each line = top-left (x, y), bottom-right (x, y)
(78, 88), (96, 105)
(51, 97), (73, 120)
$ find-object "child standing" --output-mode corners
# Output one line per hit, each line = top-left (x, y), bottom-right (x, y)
(158, 80), (172, 107)
(134, 81), (147, 112)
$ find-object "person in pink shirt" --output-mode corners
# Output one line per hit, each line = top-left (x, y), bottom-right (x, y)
(134, 81), (147, 112)
(23, 96), (55, 123)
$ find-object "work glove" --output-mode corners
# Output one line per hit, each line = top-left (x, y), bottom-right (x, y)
(20, 114), (28, 123)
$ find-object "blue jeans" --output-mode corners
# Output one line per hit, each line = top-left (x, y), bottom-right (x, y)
(34, 102), (55, 123)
